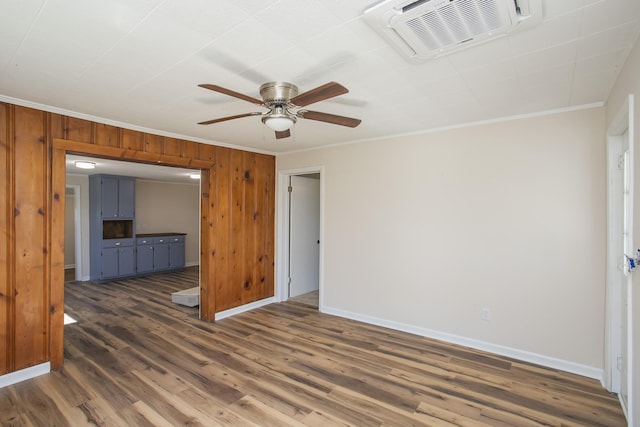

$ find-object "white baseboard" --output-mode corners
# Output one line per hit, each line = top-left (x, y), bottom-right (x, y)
(0, 362), (50, 388)
(321, 306), (603, 381)
(185, 262), (199, 268)
(215, 297), (276, 321)
(64, 264), (75, 269)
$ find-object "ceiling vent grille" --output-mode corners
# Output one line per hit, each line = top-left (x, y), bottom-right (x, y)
(364, 0), (542, 61)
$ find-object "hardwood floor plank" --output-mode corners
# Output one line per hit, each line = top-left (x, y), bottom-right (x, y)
(0, 268), (626, 426)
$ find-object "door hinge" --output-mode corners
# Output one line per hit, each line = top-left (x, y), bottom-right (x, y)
(288, 276), (292, 284)
(288, 185), (293, 193)
(618, 154), (624, 170)
(617, 355), (623, 371)
(617, 255), (625, 271)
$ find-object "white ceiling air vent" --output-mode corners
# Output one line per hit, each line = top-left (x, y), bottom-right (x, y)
(364, 0), (542, 61)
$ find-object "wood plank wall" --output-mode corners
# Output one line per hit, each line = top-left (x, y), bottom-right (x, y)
(0, 103), (275, 375)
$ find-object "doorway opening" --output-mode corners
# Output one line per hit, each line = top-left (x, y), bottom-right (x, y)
(277, 167), (323, 310)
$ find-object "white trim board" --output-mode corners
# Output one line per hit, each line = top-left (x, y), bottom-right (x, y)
(214, 297), (276, 321)
(322, 306), (603, 382)
(0, 363), (50, 388)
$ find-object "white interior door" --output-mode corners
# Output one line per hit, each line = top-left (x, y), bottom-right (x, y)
(621, 129), (630, 411)
(288, 175), (320, 298)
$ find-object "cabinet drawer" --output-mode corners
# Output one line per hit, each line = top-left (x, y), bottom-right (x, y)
(136, 237), (153, 246)
(102, 238), (134, 248)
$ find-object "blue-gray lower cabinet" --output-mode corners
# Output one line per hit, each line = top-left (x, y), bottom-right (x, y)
(153, 241), (170, 270)
(100, 244), (136, 280)
(169, 236), (185, 269)
(135, 234), (185, 275)
(136, 239), (155, 274)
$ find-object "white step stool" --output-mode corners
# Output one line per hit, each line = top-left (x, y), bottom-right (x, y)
(171, 286), (200, 307)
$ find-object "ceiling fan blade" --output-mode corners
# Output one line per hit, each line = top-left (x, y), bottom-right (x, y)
(198, 84), (263, 105)
(275, 130), (291, 139)
(299, 110), (361, 128)
(290, 82), (349, 107)
(198, 112), (262, 125)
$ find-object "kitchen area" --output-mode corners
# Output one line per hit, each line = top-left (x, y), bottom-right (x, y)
(64, 155), (200, 283)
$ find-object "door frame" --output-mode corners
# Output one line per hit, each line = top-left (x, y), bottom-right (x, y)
(276, 166), (324, 308)
(605, 94), (634, 421)
(50, 138), (214, 368)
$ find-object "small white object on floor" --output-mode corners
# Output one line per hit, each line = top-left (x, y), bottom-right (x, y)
(64, 313), (77, 325)
(171, 287), (200, 307)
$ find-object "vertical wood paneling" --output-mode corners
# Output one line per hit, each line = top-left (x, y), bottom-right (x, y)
(198, 144), (215, 162)
(0, 103), (10, 375)
(49, 147), (66, 368)
(64, 117), (93, 143)
(242, 153), (257, 303)
(254, 155), (275, 298)
(228, 149), (245, 308)
(94, 123), (119, 147)
(121, 129), (144, 151)
(200, 168), (215, 320)
(264, 155), (275, 299)
(144, 134), (164, 154)
(0, 102), (275, 374)
(182, 140), (199, 159)
(214, 147), (231, 311)
(163, 137), (182, 157)
(49, 114), (65, 140)
(13, 106), (48, 370)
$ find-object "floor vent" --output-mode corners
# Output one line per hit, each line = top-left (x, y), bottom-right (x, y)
(364, 0), (542, 61)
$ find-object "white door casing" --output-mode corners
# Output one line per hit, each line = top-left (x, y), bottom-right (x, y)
(605, 94), (634, 424)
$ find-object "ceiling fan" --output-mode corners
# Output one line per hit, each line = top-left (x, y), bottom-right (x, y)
(197, 81), (362, 139)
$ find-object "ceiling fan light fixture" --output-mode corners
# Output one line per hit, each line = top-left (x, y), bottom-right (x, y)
(264, 116), (295, 132)
(262, 106), (297, 132)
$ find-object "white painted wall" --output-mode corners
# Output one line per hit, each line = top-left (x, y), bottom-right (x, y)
(135, 180), (200, 267)
(65, 175), (90, 280)
(607, 38), (640, 425)
(277, 107), (606, 376)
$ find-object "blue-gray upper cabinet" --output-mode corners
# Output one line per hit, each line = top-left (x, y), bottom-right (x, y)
(99, 175), (135, 219)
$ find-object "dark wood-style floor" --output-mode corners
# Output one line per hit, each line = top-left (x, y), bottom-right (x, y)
(0, 268), (625, 426)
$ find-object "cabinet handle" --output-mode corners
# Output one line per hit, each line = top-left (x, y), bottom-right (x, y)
(115, 242), (121, 246)
(159, 239), (164, 243)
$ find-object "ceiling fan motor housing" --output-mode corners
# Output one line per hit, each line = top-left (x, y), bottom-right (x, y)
(259, 82), (299, 107)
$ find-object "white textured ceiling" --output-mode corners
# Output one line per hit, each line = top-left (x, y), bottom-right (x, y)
(1, 0), (639, 154)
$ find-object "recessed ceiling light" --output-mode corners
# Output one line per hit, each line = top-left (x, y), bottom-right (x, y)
(74, 161), (96, 169)
(189, 173), (201, 180)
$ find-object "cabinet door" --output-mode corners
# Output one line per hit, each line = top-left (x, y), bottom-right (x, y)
(118, 178), (135, 218)
(137, 245), (154, 273)
(118, 247), (136, 276)
(153, 243), (170, 270)
(101, 177), (119, 218)
(169, 242), (185, 269)
(101, 247), (119, 279)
